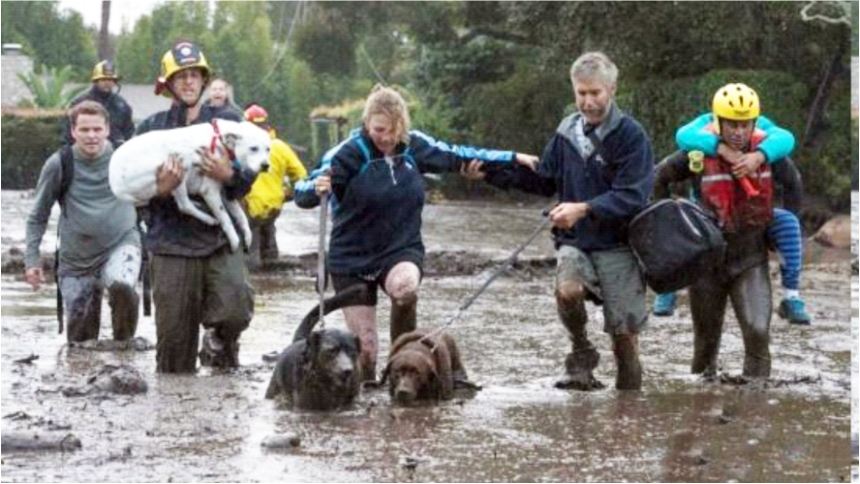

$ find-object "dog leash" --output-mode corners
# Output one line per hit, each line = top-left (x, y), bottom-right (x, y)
(317, 190), (329, 329)
(419, 203), (555, 346)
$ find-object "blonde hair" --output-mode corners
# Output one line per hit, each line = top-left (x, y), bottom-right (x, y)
(362, 84), (411, 144)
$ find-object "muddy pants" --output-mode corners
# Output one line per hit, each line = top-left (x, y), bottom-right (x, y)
(151, 247), (254, 373)
(247, 211), (280, 271)
(59, 244), (141, 343)
(689, 260), (772, 378)
(555, 245), (648, 338)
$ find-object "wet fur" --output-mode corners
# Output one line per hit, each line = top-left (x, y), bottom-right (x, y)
(109, 120), (271, 252)
(382, 328), (468, 405)
(264, 285), (368, 411)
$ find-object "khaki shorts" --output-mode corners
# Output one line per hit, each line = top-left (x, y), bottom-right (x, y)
(556, 245), (648, 335)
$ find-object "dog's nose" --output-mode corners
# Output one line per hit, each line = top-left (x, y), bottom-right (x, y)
(340, 368), (353, 382)
(395, 389), (416, 404)
(260, 162), (269, 172)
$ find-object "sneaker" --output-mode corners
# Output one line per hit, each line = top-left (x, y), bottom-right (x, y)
(778, 297), (811, 325)
(652, 293), (677, 317)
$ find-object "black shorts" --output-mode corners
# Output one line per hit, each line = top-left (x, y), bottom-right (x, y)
(330, 257), (423, 307)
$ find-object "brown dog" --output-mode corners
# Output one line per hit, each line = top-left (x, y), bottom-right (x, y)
(381, 328), (470, 405)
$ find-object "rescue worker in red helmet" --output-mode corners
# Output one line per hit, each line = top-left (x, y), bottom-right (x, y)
(654, 83), (775, 380)
(135, 40), (256, 373)
(63, 60), (135, 147)
(242, 103), (308, 270)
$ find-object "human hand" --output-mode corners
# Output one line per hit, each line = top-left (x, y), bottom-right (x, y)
(460, 160), (486, 181)
(731, 151), (765, 178)
(315, 174), (331, 196)
(716, 143), (743, 165)
(25, 267), (43, 290)
(198, 147), (234, 183)
(548, 202), (590, 230)
(156, 154), (185, 196)
(515, 153), (539, 171)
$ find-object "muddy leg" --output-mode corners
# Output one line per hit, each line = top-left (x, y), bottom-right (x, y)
(102, 244), (141, 341)
(385, 262), (420, 344)
(730, 263), (772, 379)
(108, 283), (139, 341)
(612, 333), (641, 390)
(59, 275), (102, 343)
(689, 276), (728, 378)
(343, 305), (378, 382)
(151, 255), (202, 373)
(554, 282), (603, 391)
(200, 248), (253, 369)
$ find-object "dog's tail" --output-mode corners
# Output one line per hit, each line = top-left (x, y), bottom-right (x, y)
(292, 284), (369, 343)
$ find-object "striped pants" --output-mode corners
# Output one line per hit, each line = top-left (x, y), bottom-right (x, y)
(767, 208), (802, 291)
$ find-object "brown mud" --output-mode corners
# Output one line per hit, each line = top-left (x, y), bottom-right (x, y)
(1, 192), (856, 482)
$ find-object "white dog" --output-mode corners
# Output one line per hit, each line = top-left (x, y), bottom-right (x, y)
(109, 120), (271, 252)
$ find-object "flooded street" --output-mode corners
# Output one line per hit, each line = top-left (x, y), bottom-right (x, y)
(1, 190), (856, 482)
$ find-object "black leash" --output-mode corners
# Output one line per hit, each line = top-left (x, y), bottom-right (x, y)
(426, 204), (555, 341)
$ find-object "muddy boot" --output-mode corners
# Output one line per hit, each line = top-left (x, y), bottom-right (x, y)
(612, 333), (642, 390)
(389, 295), (417, 344)
(554, 295), (603, 390)
(108, 283), (139, 341)
(555, 344), (604, 391)
(199, 329), (240, 369)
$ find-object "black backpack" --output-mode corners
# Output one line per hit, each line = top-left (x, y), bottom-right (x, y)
(628, 198), (726, 293)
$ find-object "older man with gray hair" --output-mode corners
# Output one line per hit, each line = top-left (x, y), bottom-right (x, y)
(469, 52), (655, 390)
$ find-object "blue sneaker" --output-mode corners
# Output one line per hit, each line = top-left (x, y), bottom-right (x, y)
(778, 297), (811, 325)
(652, 292), (677, 317)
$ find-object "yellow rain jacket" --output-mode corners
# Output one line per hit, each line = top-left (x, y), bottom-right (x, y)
(244, 129), (308, 219)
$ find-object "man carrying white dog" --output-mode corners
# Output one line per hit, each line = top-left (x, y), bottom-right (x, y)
(136, 41), (256, 373)
(26, 101), (141, 343)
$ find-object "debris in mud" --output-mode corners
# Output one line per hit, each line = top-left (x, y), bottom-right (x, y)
(60, 364), (148, 397)
(1, 432), (82, 453)
(67, 336), (155, 352)
(13, 354), (38, 364)
(399, 455), (427, 470)
(261, 433), (301, 449)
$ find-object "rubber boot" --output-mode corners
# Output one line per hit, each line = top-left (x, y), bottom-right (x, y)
(199, 328), (240, 369)
(360, 361), (378, 385)
(108, 283), (139, 341)
(554, 297), (604, 391)
(612, 333), (642, 390)
(389, 295), (417, 345)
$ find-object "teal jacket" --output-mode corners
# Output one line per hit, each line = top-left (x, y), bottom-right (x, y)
(675, 113), (795, 163)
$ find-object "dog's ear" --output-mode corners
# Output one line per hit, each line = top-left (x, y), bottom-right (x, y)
(222, 133), (239, 150)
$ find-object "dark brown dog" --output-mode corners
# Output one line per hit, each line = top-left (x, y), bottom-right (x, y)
(381, 328), (470, 405)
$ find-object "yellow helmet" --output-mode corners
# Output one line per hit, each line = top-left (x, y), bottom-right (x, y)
(154, 41), (212, 96)
(91, 60), (120, 82)
(712, 83), (760, 133)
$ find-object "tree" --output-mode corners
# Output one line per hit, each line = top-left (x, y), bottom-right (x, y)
(1, 2), (97, 78)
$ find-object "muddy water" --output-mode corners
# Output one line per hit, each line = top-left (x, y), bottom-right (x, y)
(1, 191), (856, 482)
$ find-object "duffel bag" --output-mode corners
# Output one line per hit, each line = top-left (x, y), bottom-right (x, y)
(628, 198), (726, 293)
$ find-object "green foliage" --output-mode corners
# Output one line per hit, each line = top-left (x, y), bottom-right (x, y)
(1, 2), (97, 78)
(293, 7), (356, 77)
(462, 60), (568, 154)
(795, 86), (854, 211)
(1, 112), (67, 190)
(16, 65), (88, 108)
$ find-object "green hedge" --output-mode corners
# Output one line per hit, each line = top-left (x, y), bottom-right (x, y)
(1, 112), (65, 189)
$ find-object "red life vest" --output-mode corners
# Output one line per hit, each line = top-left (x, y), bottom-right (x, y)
(700, 125), (773, 233)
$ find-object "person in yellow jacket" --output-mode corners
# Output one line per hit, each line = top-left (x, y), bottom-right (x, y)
(243, 103), (308, 270)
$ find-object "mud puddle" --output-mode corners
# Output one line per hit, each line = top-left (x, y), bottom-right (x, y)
(1, 193), (856, 482)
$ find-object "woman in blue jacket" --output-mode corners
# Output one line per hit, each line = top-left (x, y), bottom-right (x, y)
(295, 84), (537, 381)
